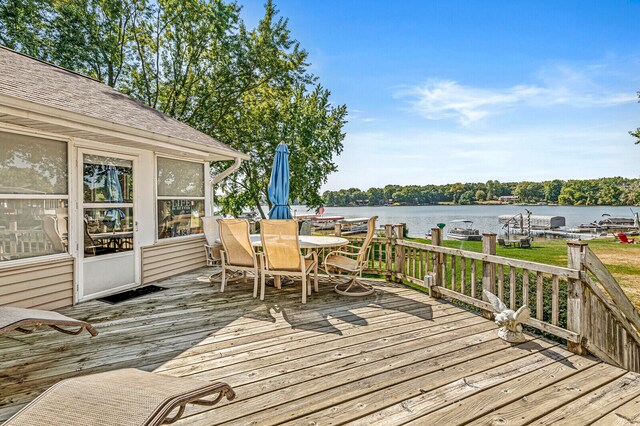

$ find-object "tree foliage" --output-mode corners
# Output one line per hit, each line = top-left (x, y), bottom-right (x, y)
(0, 0), (347, 217)
(631, 91), (640, 145)
(323, 177), (640, 207)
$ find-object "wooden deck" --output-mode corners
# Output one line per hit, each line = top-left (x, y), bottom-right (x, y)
(1, 269), (640, 425)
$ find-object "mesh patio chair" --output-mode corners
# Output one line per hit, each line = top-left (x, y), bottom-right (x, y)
(42, 216), (65, 253)
(260, 220), (318, 304)
(0, 306), (98, 337)
(4, 368), (235, 426)
(217, 218), (260, 297)
(324, 216), (378, 296)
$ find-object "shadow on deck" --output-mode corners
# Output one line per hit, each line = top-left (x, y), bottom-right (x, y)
(1, 268), (639, 425)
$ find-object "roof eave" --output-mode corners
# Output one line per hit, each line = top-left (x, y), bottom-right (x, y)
(0, 93), (249, 161)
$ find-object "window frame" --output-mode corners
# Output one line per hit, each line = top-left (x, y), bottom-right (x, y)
(0, 126), (71, 265)
(154, 154), (207, 242)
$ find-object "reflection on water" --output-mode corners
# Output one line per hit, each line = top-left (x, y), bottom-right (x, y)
(292, 205), (638, 238)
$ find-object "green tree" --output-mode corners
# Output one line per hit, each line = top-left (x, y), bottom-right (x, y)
(630, 91), (640, 145)
(366, 187), (385, 205)
(458, 190), (475, 205)
(214, 82), (346, 217)
(475, 189), (486, 201)
(543, 179), (563, 203)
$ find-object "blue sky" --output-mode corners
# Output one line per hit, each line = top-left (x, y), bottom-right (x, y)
(241, 1), (640, 191)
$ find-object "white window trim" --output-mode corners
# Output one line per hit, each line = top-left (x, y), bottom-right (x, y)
(0, 127), (71, 266)
(154, 154), (207, 242)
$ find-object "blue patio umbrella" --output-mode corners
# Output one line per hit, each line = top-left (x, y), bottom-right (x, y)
(104, 166), (125, 226)
(267, 142), (292, 219)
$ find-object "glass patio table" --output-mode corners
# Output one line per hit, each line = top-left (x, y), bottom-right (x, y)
(248, 234), (349, 289)
(248, 234), (349, 249)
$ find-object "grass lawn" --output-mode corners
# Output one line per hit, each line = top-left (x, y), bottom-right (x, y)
(408, 236), (640, 308)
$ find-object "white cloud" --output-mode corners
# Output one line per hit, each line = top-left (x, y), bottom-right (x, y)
(396, 63), (637, 125)
(323, 125), (639, 191)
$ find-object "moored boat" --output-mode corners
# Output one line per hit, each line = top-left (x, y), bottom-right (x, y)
(448, 220), (482, 241)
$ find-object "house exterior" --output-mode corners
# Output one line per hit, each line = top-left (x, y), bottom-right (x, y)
(498, 195), (518, 203)
(0, 46), (248, 310)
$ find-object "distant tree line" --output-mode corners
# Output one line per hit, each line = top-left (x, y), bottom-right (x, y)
(322, 177), (640, 207)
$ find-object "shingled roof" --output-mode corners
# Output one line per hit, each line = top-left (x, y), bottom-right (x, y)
(0, 46), (242, 157)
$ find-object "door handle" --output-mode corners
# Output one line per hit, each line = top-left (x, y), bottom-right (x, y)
(135, 221), (139, 232)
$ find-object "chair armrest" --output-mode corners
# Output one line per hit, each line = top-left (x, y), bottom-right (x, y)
(303, 250), (318, 263)
(326, 250), (359, 258)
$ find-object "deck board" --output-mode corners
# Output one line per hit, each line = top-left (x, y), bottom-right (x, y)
(1, 268), (639, 425)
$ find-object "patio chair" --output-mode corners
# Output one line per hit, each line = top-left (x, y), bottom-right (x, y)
(4, 368), (235, 426)
(217, 218), (260, 297)
(324, 216), (378, 296)
(260, 219), (318, 304)
(498, 238), (511, 248)
(203, 216), (225, 282)
(42, 216), (66, 252)
(519, 237), (532, 248)
(617, 233), (636, 244)
(0, 306), (98, 337)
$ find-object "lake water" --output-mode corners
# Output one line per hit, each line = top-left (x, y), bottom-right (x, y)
(290, 205), (638, 238)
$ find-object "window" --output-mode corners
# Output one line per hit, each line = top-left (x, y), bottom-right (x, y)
(0, 131), (68, 261)
(82, 154), (134, 257)
(156, 157), (205, 239)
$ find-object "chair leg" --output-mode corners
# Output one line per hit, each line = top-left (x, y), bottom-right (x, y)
(220, 268), (226, 293)
(260, 271), (266, 300)
(243, 271), (247, 284)
(301, 273), (307, 304)
(307, 275), (311, 295)
(253, 270), (258, 298)
(314, 264), (318, 293)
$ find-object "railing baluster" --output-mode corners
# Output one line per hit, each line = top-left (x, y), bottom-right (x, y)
(461, 257), (466, 294)
(471, 260), (477, 298)
(509, 267), (516, 310)
(412, 248), (417, 279)
(451, 255), (457, 291)
(498, 264), (504, 302)
(551, 276), (559, 326)
(522, 269), (529, 308)
(536, 271), (544, 321)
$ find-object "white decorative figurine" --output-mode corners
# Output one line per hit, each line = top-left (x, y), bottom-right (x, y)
(483, 289), (530, 343)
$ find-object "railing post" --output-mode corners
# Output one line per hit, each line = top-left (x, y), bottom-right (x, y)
(567, 240), (588, 355)
(334, 223), (342, 237)
(482, 233), (496, 294)
(429, 227), (443, 298)
(481, 233), (497, 320)
(394, 224), (405, 281)
(384, 224), (393, 282)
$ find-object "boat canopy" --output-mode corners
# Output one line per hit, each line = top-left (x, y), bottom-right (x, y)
(451, 219), (474, 224)
(498, 215), (565, 229)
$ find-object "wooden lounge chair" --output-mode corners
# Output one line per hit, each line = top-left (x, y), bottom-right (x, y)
(0, 306), (98, 337)
(260, 219), (318, 304)
(217, 218), (260, 297)
(324, 216), (378, 296)
(4, 368), (235, 426)
(617, 233), (636, 244)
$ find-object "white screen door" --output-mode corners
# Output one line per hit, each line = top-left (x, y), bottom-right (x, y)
(79, 151), (138, 299)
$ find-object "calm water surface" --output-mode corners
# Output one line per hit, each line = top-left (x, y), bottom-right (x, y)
(291, 205), (638, 238)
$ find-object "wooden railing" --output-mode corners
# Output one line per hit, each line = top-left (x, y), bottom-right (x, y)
(346, 223), (640, 373)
